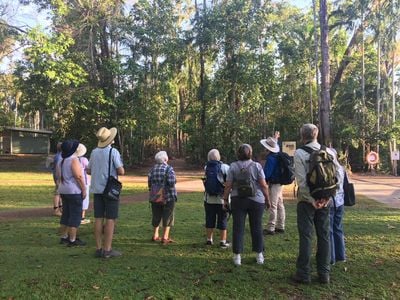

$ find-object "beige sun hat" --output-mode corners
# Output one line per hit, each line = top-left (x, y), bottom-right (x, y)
(96, 127), (117, 148)
(260, 137), (280, 153)
(74, 143), (87, 157)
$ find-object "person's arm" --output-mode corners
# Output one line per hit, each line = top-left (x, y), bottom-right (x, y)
(222, 181), (233, 209)
(71, 158), (86, 199)
(258, 178), (271, 208)
(117, 166), (125, 176)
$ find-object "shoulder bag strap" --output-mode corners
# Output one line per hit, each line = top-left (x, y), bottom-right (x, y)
(108, 148), (113, 178)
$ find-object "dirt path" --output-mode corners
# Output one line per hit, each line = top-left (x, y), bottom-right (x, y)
(0, 170), (399, 221)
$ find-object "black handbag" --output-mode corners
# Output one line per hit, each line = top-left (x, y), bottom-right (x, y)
(103, 148), (122, 201)
(343, 172), (355, 206)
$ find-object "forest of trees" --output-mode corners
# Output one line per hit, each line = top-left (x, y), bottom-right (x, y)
(0, 0), (399, 171)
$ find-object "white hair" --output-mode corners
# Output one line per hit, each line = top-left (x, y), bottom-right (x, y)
(207, 149), (221, 161)
(155, 151), (168, 164)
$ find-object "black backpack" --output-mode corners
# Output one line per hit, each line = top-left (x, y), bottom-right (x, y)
(269, 152), (295, 185)
(235, 162), (257, 197)
(301, 145), (338, 200)
(204, 161), (225, 196)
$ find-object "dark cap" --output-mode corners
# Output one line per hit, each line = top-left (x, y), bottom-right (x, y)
(61, 140), (79, 158)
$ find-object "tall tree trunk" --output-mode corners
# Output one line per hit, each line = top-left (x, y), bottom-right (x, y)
(195, 0), (207, 160)
(319, 0), (331, 145)
(312, 0), (320, 123)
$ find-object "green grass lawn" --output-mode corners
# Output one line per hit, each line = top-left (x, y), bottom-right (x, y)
(0, 175), (400, 299)
(0, 172), (147, 211)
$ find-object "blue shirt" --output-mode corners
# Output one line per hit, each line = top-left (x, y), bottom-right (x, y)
(263, 153), (280, 183)
(88, 146), (124, 194)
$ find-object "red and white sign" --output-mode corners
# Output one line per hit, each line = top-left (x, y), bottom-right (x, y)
(366, 151), (379, 165)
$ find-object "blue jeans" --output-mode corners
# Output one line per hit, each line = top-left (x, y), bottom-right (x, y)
(329, 204), (346, 263)
(231, 196), (264, 254)
(296, 201), (330, 280)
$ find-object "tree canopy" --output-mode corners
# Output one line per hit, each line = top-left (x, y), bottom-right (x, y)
(0, 0), (399, 171)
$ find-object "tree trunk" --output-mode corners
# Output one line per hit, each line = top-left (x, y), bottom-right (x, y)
(319, 0), (331, 145)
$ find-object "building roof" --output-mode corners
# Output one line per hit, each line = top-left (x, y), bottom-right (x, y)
(4, 127), (53, 135)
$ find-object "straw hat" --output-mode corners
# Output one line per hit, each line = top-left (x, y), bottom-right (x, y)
(260, 137), (280, 153)
(96, 127), (117, 148)
(74, 143), (87, 157)
(61, 140), (79, 158)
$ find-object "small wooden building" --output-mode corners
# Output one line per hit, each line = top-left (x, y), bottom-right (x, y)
(0, 127), (52, 155)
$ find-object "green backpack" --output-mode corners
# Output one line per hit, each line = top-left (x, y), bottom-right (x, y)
(301, 145), (337, 200)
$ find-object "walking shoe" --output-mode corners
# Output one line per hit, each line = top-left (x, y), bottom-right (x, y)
(318, 274), (330, 284)
(95, 248), (103, 258)
(59, 237), (69, 245)
(256, 252), (264, 265)
(80, 218), (91, 224)
(233, 254), (241, 266)
(263, 229), (275, 235)
(102, 249), (122, 258)
(206, 240), (213, 246)
(220, 241), (230, 249)
(291, 274), (311, 284)
(275, 228), (285, 234)
(67, 238), (86, 247)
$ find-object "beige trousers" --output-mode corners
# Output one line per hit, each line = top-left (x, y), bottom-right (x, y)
(267, 184), (285, 231)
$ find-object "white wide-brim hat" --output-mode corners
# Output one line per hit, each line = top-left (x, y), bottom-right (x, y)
(74, 143), (87, 157)
(260, 137), (279, 153)
(96, 127), (117, 148)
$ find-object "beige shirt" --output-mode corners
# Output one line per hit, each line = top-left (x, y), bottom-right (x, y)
(294, 142), (342, 204)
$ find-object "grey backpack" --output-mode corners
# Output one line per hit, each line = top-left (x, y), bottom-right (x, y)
(235, 162), (256, 197)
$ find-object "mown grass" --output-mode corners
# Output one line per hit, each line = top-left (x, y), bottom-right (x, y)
(0, 176), (400, 299)
(0, 172), (147, 211)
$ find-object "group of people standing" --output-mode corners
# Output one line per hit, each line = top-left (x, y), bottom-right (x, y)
(51, 123), (348, 283)
(54, 127), (125, 258)
(201, 123), (347, 284)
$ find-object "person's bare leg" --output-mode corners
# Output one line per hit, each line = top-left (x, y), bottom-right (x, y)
(68, 227), (77, 241)
(162, 226), (171, 240)
(103, 219), (115, 251)
(220, 229), (227, 242)
(153, 226), (160, 239)
(206, 228), (214, 241)
(94, 218), (103, 250)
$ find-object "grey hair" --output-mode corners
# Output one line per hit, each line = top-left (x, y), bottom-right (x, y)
(300, 123), (319, 143)
(207, 149), (221, 161)
(237, 144), (253, 161)
(155, 151), (168, 164)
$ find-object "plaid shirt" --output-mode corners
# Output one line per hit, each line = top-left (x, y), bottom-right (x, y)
(148, 163), (177, 202)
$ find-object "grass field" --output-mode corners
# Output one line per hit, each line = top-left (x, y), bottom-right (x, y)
(0, 170), (400, 299)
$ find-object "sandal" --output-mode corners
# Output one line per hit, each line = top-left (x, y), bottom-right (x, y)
(161, 238), (175, 245)
(151, 237), (161, 242)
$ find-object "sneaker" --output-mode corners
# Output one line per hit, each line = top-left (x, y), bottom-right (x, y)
(59, 237), (69, 245)
(291, 274), (311, 284)
(220, 241), (231, 249)
(233, 254), (241, 266)
(102, 249), (122, 258)
(80, 218), (91, 224)
(206, 240), (213, 246)
(67, 238), (86, 247)
(256, 252), (264, 265)
(95, 248), (103, 258)
(263, 229), (275, 235)
(275, 228), (285, 234)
